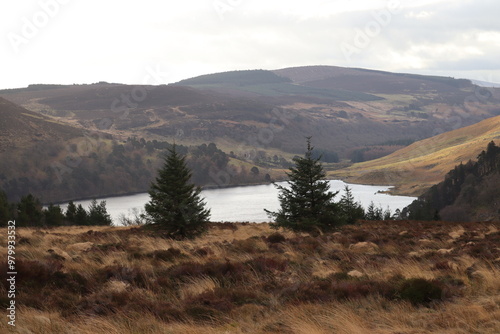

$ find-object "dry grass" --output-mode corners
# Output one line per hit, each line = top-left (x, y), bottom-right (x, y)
(1, 221), (499, 333)
(331, 115), (500, 196)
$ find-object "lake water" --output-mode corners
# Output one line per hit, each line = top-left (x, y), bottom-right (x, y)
(59, 180), (416, 225)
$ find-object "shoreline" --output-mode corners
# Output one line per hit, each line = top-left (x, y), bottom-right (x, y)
(46, 180), (277, 206)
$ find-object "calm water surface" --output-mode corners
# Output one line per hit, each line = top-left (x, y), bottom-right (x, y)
(60, 180), (416, 224)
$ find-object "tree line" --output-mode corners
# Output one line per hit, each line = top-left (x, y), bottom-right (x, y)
(0, 192), (112, 227)
(1, 138), (401, 234)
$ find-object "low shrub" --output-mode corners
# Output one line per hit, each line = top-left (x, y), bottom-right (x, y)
(397, 278), (443, 306)
(267, 232), (286, 244)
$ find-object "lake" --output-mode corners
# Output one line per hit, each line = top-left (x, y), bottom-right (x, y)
(59, 180), (416, 225)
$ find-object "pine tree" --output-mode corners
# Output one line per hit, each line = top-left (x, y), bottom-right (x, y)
(17, 194), (43, 226)
(0, 191), (12, 226)
(144, 144), (210, 239)
(88, 199), (112, 226)
(65, 201), (77, 224)
(44, 204), (65, 226)
(265, 137), (342, 234)
(339, 186), (365, 224)
(74, 204), (88, 225)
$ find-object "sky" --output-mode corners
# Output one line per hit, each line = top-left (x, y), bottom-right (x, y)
(1, 0), (500, 89)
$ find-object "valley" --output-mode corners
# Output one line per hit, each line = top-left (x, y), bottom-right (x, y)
(1, 66), (500, 206)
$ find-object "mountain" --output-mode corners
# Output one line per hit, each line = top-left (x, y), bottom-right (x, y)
(3, 66), (498, 161)
(334, 115), (500, 195)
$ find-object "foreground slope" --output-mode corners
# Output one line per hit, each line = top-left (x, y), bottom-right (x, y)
(1, 222), (498, 333)
(335, 115), (500, 195)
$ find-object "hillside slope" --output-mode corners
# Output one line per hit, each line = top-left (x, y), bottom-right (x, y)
(402, 141), (500, 222)
(334, 115), (500, 195)
(0, 97), (82, 151)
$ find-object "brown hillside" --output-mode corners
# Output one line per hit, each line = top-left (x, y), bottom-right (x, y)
(1, 222), (498, 333)
(334, 115), (500, 195)
(2, 67), (500, 159)
(0, 97), (82, 151)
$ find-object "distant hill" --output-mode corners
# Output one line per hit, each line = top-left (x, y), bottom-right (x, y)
(273, 66), (472, 94)
(3, 66), (499, 160)
(335, 115), (500, 195)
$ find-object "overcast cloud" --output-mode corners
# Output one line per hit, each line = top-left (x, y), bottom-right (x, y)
(1, 0), (499, 89)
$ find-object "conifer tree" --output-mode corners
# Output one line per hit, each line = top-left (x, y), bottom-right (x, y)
(65, 201), (77, 224)
(145, 145), (210, 239)
(44, 204), (65, 226)
(17, 194), (43, 226)
(88, 199), (112, 226)
(266, 137), (342, 233)
(339, 186), (365, 224)
(0, 191), (12, 226)
(74, 204), (88, 225)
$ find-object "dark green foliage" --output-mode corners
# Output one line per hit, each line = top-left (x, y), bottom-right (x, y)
(145, 145), (211, 239)
(397, 278), (443, 306)
(251, 166), (260, 175)
(351, 149), (366, 163)
(266, 138), (343, 234)
(88, 199), (112, 226)
(65, 201), (77, 223)
(74, 204), (88, 225)
(403, 141), (500, 221)
(311, 150), (340, 163)
(187, 142), (229, 184)
(0, 190), (13, 226)
(44, 204), (65, 226)
(17, 194), (44, 226)
(339, 186), (365, 224)
(364, 202), (383, 221)
(267, 232), (286, 244)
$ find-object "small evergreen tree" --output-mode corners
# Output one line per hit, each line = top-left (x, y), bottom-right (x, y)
(88, 199), (112, 226)
(17, 194), (43, 226)
(339, 186), (365, 224)
(0, 191), (12, 226)
(365, 201), (384, 221)
(144, 145), (210, 239)
(265, 137), (342, 234)
(383, 206), (393, 221)
(44, 204), (65, 226)
(65, 201), (77, 224)
(74, 204), (88, 225)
